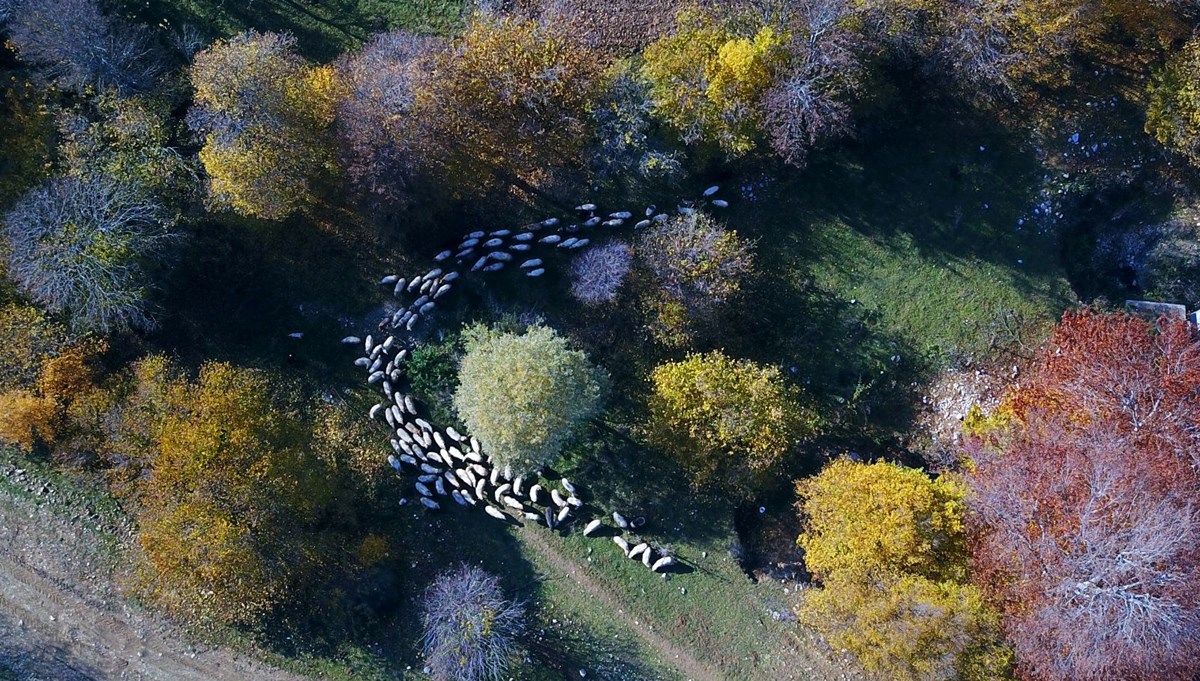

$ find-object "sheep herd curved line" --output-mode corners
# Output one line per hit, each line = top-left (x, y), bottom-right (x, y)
(341, 186), (731, 576)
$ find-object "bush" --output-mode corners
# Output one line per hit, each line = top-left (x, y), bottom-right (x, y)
(570, 242), (633, 305)
(2, 174), (171, 333)
(1148, 35), (1200, 167)
(0, 303), (67, 392)
(453, 324), (606, 474)
(646, 350), (818, 492)
(189, 31), (340, 219)
(0, 389), (57, 451)
(635, 212), (754, 345)
(421, 565), (525, 681)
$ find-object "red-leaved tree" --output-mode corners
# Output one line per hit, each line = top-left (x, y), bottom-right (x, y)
(968, 310), (1200, 681)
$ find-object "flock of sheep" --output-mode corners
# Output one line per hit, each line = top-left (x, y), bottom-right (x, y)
(340, 188), (729, 574)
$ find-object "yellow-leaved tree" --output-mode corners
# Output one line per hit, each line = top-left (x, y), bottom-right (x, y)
(124, 358), (339, 626)
(189, 31), (340, 220)
(642, 7), (785, 155)
(795, 460), (1011, 681)
(646, 350), (819, 493)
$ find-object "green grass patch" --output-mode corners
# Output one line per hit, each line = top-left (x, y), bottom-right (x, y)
(121, 0), (466, 61)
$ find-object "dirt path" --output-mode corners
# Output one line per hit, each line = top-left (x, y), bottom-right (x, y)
(0, 470), (306, 681)
(517, 526), (725, 681)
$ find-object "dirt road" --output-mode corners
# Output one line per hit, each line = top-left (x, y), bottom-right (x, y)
(0, 466), (305, 681)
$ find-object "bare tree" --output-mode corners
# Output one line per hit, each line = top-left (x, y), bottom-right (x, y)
(969, 420), (1200, 681)
(570, 242), (632, 305)
(2, 175), (172, 333)
(761, 0), (859, 167)
(333, 31), (443, 204)
(6, 0), (163, 95)
(421, 565), (525, 681)
(934, 1), (1019, 105)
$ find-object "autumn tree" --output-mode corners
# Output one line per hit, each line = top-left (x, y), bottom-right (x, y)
(333, 30), (443, 204)
(6, 0), (163, 95)
(796, 459), (1011, 681)
(188, 31), (340, 220)
(635, 211), (754, 345)
(421, 565), (525, 681)
(416, 16), (603, 196)
(2, 174), (172, 333)
(453, 324), (607, 474)
(966, 311), (1200, 681)
(646, 350), (818, 491)
(642, 7), (786, 155)
(120, 358), (340, 626)
(588, 60), (683, 181)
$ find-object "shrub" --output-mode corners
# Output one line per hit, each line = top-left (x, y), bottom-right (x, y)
(1148, 36), (1200, 167)
(453, 324), (606, 474)
(646, 350), (818, 491)
(570, 242), (633, 305)
(635, 212), (754, 345)
(0, 303), (67, 392)
(189, 31), (340, 219)
(0, 389), (57, 451)
(421, 565), (525, 681)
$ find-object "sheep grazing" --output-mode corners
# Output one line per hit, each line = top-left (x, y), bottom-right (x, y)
(489, 467), (501, 486)
(368, 371), (385, 384)
(418, 474), (438, 483)
(466, 450), (484, 463)
(484, 505), (507, 520)
(634, 219), (651, 229)
(442, 271), (460, 283)
(412, 294), (430, 308)
(559, 238), (578, 248)
(583, 217), (602, 227)
(645, 205), (656, 216)
(364, 335), (374, 353)
(342, 336), (362, 345)
(433, 431), (446, 449)
(434, 478), (447, 496)
(354, 357), (370, 368)
(629, 543), (648, 559)
(710, 199), (729, 208)
(509, 244), (531, 251)
(491, 251), (513, 262)
(407, 277), (423, 292)
(609, 211), (632, 219)
(494, 483), (512, 502)
(443, 471), (460, 488)
(400, 454), (417, 467)
(490, 229), (512, 237)
(556, 506), (571, 523)
(642, 549), (655, 568)
(451, 490), (467, 506)
(446, 426), (464, 441)
(459, 238), (480, 249)
(502, 465), (513, 481)
(423, 268), (443, 282)
(420, 497), (440, 510)
(539, 235), (562, 244)
(461, 489), (476, 505)
(455, 468), (474, 486)
(380, 275), (398, 286)
(394, 279), (407, 296)
(520, 258), (543, 269)
(387, 454), (401, 471)
(419, 301), (436, 314)
(471, 256), (490, 272)
(653, 213), (669, 223)
(384, 409), (396, 428)
(512, 476), (524, 496)
(415, 482), (433, 497)
(419, 279), (434, 294)
(513, 232), (534, 242)
(524, 511), (541, 522)
(613, 536), (630, 553)
(427, 451), (445, 466)
(561, 478), (577, 495)
(541, 218), (559, 227)
(601, 219), (623, 227)
(415, 418), (433, 432)
(447, 446), (466, 462)
(567, 496), (582, 508)
(503, 496), (523, 510)
(545, 506), (556, 528)
(369, 357), (385, 373)
(404, 395), (418, 414)
(406, 315), (419, 331)
(613, 512), (629, 529)
(433, 284), (452, 299)
(576, 203), (598, 212)
(475, 479), (487, 500)
(568, 238), (589, 249)
(483, 263), (505, 272)
(583, 519), (603, 536)
(434, 250), (453, 262)
(456, 248), (475, 260)
(528, 484), (543, 505)
(467, 230), (486, 239)
(677, 206), (696, 215)
(551, 489), (567, 508)
(484, 238), (504, 248)
(703, 185), (720, 197)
